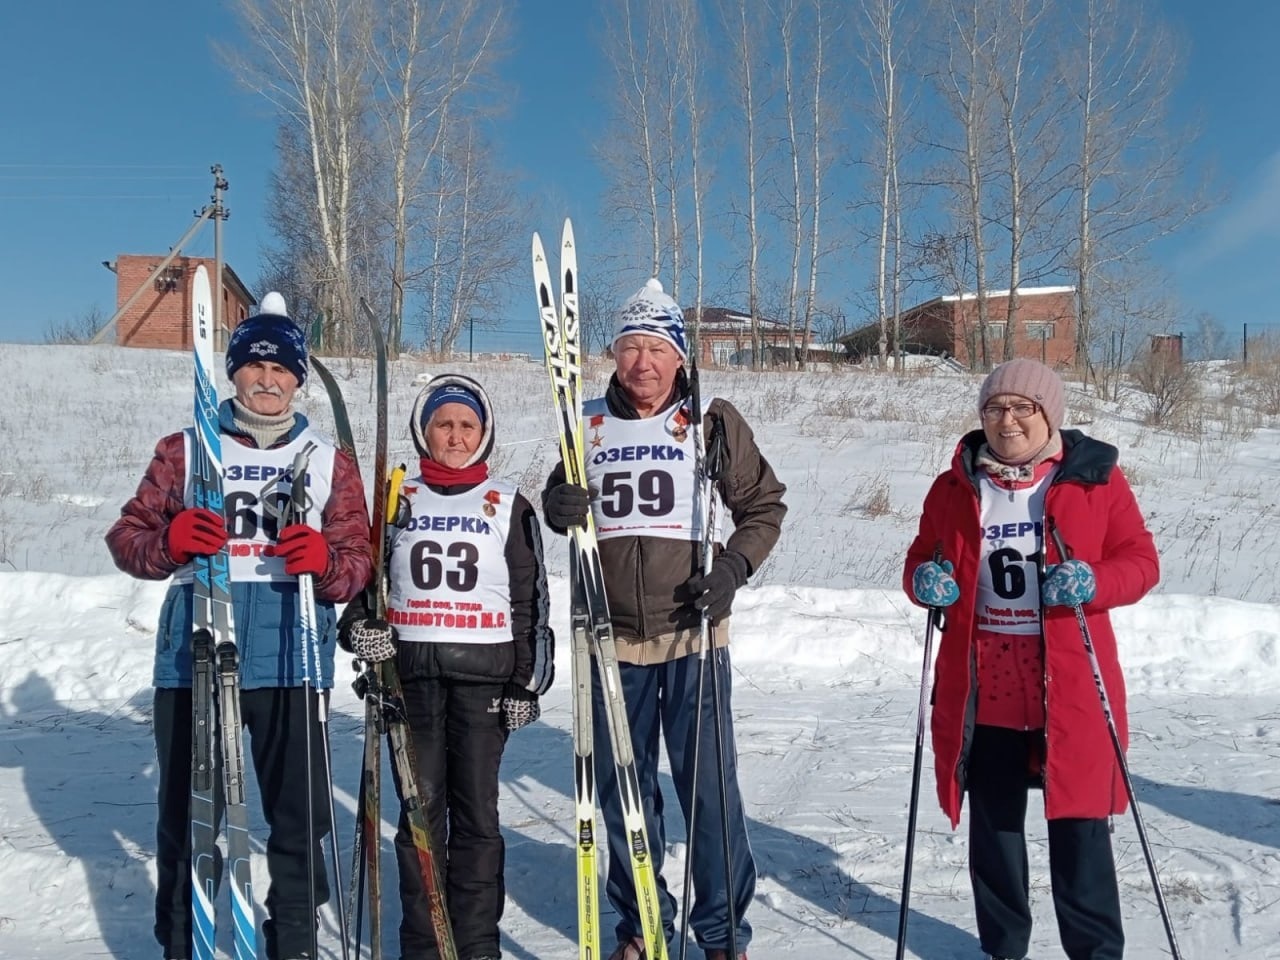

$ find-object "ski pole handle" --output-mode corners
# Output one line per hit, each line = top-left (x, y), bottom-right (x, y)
(1048, 516), (1072, 562)
(928, 544), (945, 630)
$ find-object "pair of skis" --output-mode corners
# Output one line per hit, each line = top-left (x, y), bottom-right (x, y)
(311, 305), (458, 960)
(190, 268), (353, 960)
(189, 265), (255, 960)
(532, 221), (669, 960)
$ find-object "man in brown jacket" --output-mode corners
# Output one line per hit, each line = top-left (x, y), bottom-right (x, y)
(543, 279), (787, 960)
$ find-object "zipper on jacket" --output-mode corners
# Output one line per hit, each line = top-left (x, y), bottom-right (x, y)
(633, 537), (647, 639)
(1037, 495), (1063, 803)
(1036, 550), (1051, 798)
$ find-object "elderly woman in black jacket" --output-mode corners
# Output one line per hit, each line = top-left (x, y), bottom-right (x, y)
(343, 374), (553, 960)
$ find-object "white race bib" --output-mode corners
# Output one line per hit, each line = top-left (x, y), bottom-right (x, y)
(582, 396), (724, 543)
(975, 470), (1054, 635)
(177, 428), (334, 583)
(386, 479), (517, 645)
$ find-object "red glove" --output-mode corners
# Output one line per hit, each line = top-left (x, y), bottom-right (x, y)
(167, 508), (229, 564)
(267, 524), (330, 577)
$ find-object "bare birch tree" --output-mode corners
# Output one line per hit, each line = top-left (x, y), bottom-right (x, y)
(420, 119), (522, 355)
(776, 0), (806, 369)
(365, 0), (506, 356)
(936, 0), (999, 371)
(226, 0), (376, 350)
(1064, 0), (1204, 381)
(417, 115), (522, 355)
(862, 0), (912, 370)
(602, 0), (667, 276)
(988, 0), (1073, 362)
(723, 0), (768, 369)
(675, 0), (711, 360)
(800, 0), (838, 371)
(653, 4), (687, 300)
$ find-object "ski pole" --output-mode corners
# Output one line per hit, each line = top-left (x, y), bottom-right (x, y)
(683, 358), (738, 960)
(895, 544), (944, 960)
(569, 550), (601, 960)
(1047, 519), (1182, 960)
(286, 444), (351, 960)
(286, 446), (322, 960)
(707, 635), (737, 960)
(679, 358), (709, 960)
(678, 629), (707, 960)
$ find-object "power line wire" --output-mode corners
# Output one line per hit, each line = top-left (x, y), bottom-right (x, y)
(0, 195), (186, 200)
(0, 174), (205, 181)
(0, 162), (198, 169)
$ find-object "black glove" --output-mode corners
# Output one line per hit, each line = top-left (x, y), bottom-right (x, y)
(685, 550), (750, 622)
(543, 483), (590, 531)
(501, 683), (541, 732)
(339, 618), (397, 663)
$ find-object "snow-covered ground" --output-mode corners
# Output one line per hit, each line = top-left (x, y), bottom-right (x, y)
(1, 344), (1277, 959)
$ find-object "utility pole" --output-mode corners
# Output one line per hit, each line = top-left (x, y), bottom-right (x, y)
(469, 317), (475, 361)
(211, 165), (230, 349)
(91, 165), (228, 346)
(1243, 323), (1248, 368)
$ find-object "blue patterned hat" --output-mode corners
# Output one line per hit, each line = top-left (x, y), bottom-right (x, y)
(225, 292), (308, 385)
(612, 278), (687, 359)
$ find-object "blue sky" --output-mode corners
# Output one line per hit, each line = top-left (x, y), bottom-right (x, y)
(1, 1), (1276, 352)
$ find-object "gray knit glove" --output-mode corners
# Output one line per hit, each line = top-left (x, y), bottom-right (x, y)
(343, 619), (397, 663)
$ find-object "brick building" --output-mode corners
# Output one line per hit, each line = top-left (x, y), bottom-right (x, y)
(839, 286), (1077, 369)
(108, 255), (256, 350)
(684, 305), (792, 367)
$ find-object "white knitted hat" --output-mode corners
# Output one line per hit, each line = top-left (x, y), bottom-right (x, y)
(611, 278), (687, 359)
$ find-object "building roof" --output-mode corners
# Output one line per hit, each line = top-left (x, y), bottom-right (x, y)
(836, 285), (1076, 345)
(684, 305), (788, 332)
(939, 285), (1074, 303)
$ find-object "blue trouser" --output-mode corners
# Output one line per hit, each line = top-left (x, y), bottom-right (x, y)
(592, 646), (756, 953)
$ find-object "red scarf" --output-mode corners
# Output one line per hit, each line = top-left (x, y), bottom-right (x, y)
(419, 457), (489, 487)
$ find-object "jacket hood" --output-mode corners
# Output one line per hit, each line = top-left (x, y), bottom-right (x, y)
(951, 427), (1118, 486)
(409, 373), (496, 467)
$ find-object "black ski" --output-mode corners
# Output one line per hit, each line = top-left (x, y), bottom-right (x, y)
(310, 353), (385, 960)
(354, 302), (459, 960)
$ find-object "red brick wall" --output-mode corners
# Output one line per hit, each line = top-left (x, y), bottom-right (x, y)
(114, 255), (254, 350)
(948, 290), (1077, 368)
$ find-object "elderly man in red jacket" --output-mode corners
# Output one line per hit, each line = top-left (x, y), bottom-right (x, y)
(106, 297), (371, 960)
(904, 359), (1159, 960)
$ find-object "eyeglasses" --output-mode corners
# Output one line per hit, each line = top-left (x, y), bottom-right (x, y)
(981, 402), (1040, 422)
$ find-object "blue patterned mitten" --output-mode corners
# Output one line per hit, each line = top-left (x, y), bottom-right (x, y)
(1042, 559), (1097, 607)
(912, 560), (960, 608)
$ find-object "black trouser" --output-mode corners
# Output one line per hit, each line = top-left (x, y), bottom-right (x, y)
(392, 676), (508, 960)
(967, 725), (1124, 960)
(154, 686), (332, 960)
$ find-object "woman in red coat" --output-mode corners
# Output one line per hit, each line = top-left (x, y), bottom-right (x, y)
(903, 359), (1158, 960)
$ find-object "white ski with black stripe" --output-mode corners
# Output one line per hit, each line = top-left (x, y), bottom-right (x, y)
(189, 264), (256, 960)
(533, 220), (669, 960)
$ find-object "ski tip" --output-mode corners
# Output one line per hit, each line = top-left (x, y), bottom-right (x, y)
(562, 218), (575, 248)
